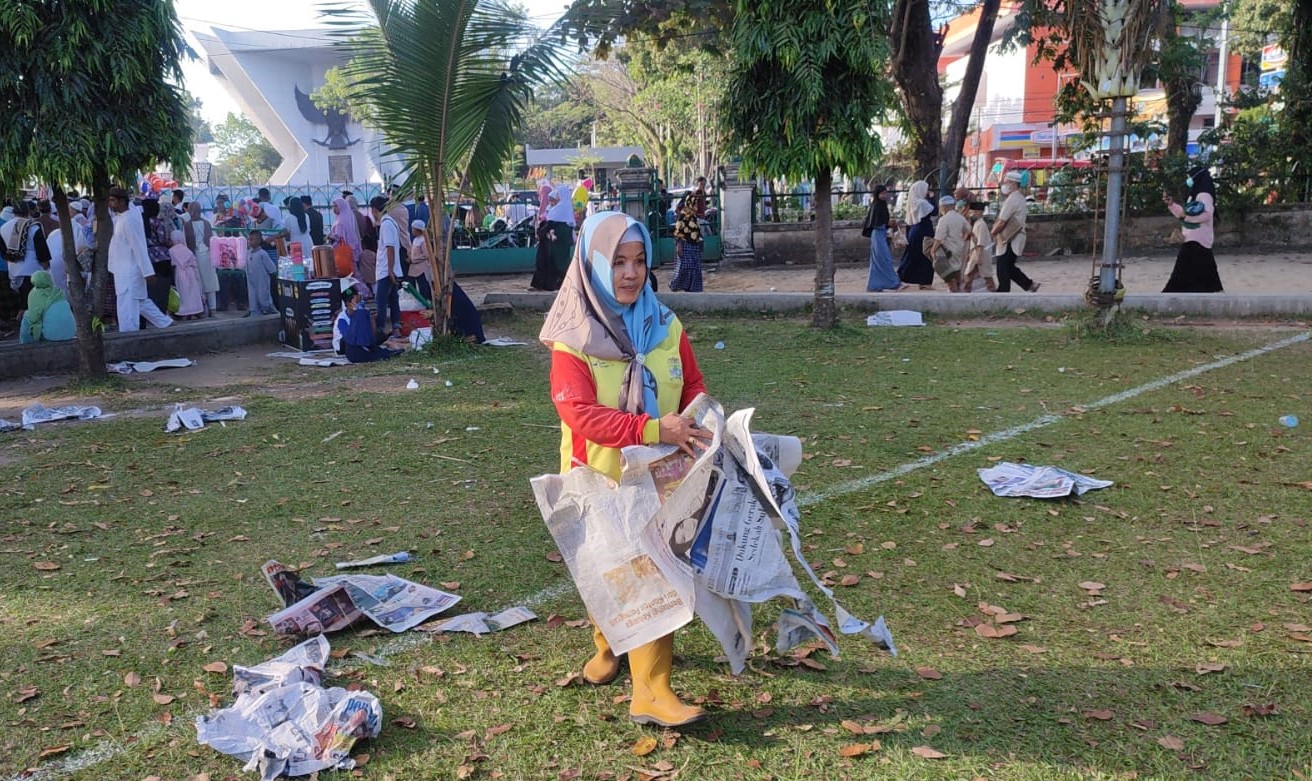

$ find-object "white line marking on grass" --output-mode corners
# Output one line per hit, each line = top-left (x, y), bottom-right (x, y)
(13, 329), (1307, 781)
(800, 330), (1310, 507)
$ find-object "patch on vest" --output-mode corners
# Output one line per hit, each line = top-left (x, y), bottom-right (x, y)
(667, 355), (682, 380)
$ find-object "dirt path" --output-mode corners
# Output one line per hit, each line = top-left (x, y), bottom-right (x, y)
(457, 250), (1312, 300)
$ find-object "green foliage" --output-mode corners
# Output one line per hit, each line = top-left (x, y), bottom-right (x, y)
(521, 78), (597, 149)
(186, 93), (215, 145)
(310, 65), (376, 126)
(719, 0), (895, 181)
(0, 0), (194, 191)
(559, 0), (731, 58)
(1229, 0), (1290, 57)
(210, 113), (282, 185)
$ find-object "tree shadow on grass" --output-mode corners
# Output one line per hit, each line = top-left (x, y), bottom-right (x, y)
(674, 659), (1312, 780)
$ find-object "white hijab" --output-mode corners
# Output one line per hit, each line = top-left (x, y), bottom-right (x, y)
(903, 180), (932, 225)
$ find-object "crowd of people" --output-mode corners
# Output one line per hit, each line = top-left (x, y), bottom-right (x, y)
(864, 166), (1223, 294)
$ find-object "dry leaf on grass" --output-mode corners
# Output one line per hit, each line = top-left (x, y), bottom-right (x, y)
(915, 667), (942, 680)
(14, 685), (39, 703)
(952, 584), (967, 598)
(1157, 735), (1185, 751)
(152, 693), (175, 705)
(839, 574), (860, 587)
(632, 735), (658, 756)
(124, 671), (142, 688)
(485, 723), (512, 739)
(34, 562), (61, 571)
(1191, 712), (1228, 726)
(911, 745), (947, 759)
(1195, 662), (1227, 675)
(201, 661), (228, 674)
(1290, 582), (1312, 592)
(974, 623), (1018, 639)
(38, 745), (72, 760)
(1083, 709), (1114, 721)
(838, 742), (879, 758)
(1020, 644), (1047, 654)
(546, 551), (564, 562)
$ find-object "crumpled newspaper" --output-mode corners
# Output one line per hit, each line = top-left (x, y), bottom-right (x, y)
(11, 404), (104, 430)
(196, 636), (382, 781)
(107, 358), (196, 374)
(977, 461), (1113, 499)
(165, 405), (248, 433)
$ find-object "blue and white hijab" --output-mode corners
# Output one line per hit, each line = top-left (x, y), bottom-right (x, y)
(539, 211), (672, 416)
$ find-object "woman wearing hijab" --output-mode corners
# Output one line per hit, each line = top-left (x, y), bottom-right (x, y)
(185, 202), (220, 314)
(670, 195), (704, 292)
(545, 183), (577, 281)
(333, 286), (399, 363)
(530, 182), (562, 291)
(1163, 166), (1224, 292)
(169, 229), (206, 318)
(896, 181), (936, 289)
(329, 196), (363, 278)
(863, 184), (902, 291)
(539, 211), (713, 728)
(20, 270), (76, 343)
(141, 197), (174, 313)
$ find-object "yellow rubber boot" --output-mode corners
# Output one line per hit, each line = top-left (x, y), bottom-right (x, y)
(628, 634), (705, 727)
(582, 621), (621, 686)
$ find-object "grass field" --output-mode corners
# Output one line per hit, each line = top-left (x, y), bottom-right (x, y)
(2, 314), (1311, 781)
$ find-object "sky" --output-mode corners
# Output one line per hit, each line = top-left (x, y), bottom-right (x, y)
(177, 0), (573, 125)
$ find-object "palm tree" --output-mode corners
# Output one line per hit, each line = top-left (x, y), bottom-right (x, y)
(326, 0), (572, 334)
(1061, 0), (1166, 297)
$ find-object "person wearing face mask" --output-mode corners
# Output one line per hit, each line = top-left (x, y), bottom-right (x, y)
(896, 180), (936, 289)
(539, 211), (713, 728)
(991, 171), (1040, 293)
(1162, 166), (1223, 292)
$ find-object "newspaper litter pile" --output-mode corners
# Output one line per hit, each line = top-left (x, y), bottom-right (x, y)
(419, 605), (537, 636)
(0, 403), (104, 433)
(107, 357), (196, 374)
(165, 404), (248, 433)
(262, 560), (461, 635)
(195, 635), (381, 780)
(977, 461), (1114, 498)
(530, 395), (896, 675)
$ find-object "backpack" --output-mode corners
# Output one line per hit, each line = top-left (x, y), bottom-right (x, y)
(3, 218), (34, 262)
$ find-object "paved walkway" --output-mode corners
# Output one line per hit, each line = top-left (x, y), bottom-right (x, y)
(458, 250), (1312, 300)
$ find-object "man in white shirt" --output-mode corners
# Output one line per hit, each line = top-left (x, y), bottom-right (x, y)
(108, 187), (172, 331)
(991, 171), (1040, 293)
(371, 195), (403, 338)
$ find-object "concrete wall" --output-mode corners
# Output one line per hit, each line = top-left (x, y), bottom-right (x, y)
(748, 204), (1312, 266)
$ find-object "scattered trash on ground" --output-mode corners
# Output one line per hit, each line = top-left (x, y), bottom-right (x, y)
(409, 327), (432, 351)
(867, 311), (925, 327)
(714, 341), (726, 350)
(261, 560), (460, 635)
(482, 336), (527, 347)
(419, 606), (537, 636)
(267, 349), (348, 367)
(300, 355), (349, 367)
(0, 404), (105, 433)
(1278, 414), (1299, 428)
(444, 380), (453, 387)
(335, 552), (411, 570)
(107, 358), (197, 374)
(977, 461), (1113, 498)
(165, 404), (248, 433)
(405, 379), (419, 390)
(195, 635), (381, 781)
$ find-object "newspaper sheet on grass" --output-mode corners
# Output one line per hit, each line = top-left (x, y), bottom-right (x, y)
(530, 394), (895, 673)
(196, 636), (382, 781)
(977, 461), (1113, 498)
(262, 560), (461, 635)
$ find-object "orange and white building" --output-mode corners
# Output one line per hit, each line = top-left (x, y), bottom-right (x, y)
(941, 0), (1245, 188)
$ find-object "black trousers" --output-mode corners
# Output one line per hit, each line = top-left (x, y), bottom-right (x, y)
(995, 246), (1034, 292)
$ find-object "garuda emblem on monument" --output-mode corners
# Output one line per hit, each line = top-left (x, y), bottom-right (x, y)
(294, 86), (359, 150)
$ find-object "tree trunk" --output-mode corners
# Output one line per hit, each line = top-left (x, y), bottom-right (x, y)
(811, 168), (836, 328)
(51, 185), (108, 378)
(890, 0), (945, 182)
(1164, 78), (1201, 157)
(942, 0), (1001, 190)
(430, 165), (454, 337)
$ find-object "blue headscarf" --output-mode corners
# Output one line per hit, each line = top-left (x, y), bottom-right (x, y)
(539, 211), (672, 417)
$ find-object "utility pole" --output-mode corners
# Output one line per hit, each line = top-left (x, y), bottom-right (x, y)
(1214, 16), (1230, 128)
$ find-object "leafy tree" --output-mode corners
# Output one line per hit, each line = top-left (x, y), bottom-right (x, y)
(521, 78), (598, 149)
(0, 0), (192, 378)
(311, 65), (376, 126)
(211, 113), (283, 185)
(889, 0), (944, 182)
(328, 0), (571, 335)
(186, 93), (215, 144)
(720, 0), (896, 328)
(1152, 1), (1220, 158)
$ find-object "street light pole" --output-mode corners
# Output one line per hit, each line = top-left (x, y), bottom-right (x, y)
(1100, 96), (1128, 294)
